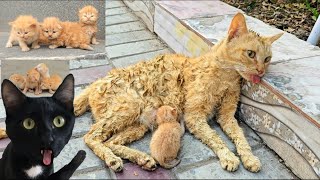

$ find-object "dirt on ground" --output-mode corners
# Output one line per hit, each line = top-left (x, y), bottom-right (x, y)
(222, 0), (320, 46)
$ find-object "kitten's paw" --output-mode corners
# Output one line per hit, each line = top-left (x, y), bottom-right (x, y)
(137, 155), (157, 171)
(21, 47), (30, 52)
(32, 44), (40, 49)
(86, 46), (94, 51)
(219, 151), (240, 172)
(66, 46), (73, 49)
(106, 156), (123, 172)
(92, 41), (99, 45)
(241, 154), (261, 172)
(6, 42), (13, 48)
(49, 45), (57, 49)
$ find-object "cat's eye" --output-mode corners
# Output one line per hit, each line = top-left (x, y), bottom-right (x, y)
(44, 30), (48, 33)
(24, 32), (28, 34)
(23, 118), (35, 130)
(17, 32), (20, 34)
(53, 116), (65, 128)
(264, 56), (271, 63)
(53, 31), (56, 33)
(247, 50), (256, 58)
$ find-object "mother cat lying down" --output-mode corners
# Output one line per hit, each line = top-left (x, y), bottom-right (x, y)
(74, 13), (283, 172)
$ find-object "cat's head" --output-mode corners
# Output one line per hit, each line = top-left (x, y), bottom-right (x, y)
(156, 105), (178, 124)
(35, 63), (50, 78)
(78, 5), (99, 25)
(9, 15), (39, 41)
(40, 17), (63, 40)
(26, 68), (40, 83)
(219, 13), (283, 83)
(2, 74), (75, 166)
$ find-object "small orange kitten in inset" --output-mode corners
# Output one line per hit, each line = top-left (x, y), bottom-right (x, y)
(35, 63), (50, 78)
(6, 15), (40, 52)
(40, 17), (93, 50)
(40, 74), (62, 94)
(150, 105), (185, 169)
(79, 5), (99, 45)
(9, 74), (26, 90)
(23, 68), (41, 95)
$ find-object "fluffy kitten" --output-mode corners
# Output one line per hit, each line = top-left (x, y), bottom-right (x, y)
(40, 74), (62, 94)
(35, 63), (50, 83)
(0, 74), (86, 179)
(9, 74), (26, 90)
(78, 5), (99, 45)
(6, 15), (40, 52)
(23, 68), (41, 95)
(40, 17), (93, 50)
(150, 105), (184, 169)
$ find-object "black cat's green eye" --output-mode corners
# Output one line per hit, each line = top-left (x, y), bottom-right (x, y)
(264, 56), (271, 63)
(53, 116), (65, 128)
(23, 118), (35, 130)
(247, 50), (256, 58)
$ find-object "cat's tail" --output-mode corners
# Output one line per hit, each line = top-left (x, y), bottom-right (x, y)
(0, 128), (8, 139)
(161, 158), (181, 169)
(74, 86), (92, 116)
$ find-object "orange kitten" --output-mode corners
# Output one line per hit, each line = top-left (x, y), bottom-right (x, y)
(40, 17), (93, 50)
(35, 63), (50, 78)
(6, 15), (40, 52)
(150, 105), (185, 169)
(40, 74), (62, 94)
(78, 5), (99, 45)
(9, 74), (26, 90)
(23, 68), (41, 95)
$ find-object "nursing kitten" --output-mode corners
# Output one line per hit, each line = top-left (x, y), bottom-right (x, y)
(0, 74), (86, 179)
(35, 63), (50, 79)
(6, 15), (40, 52)
(23, 68), (41, 95)
(9, 74), (26, 90)
(40, 74), (62, 94)
(40, 17), (93, 50)
(150, 106), (184, 169)
(78, 5), (99, 45)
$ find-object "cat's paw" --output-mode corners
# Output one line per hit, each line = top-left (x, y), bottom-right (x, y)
(72, 150), (86, 165)
(66, 46), (73, 49)
(21, 47), (30, 52)
(241, 154), (261, 172)
(219, 151), (240, 172)
(92, 41), (99, 45)
(49, 45), (57, 49)
(32, 44), (40, 49)
(106, 156), (123, 172)
(137, 155), (157, 171)
(6, 42), (13, 48)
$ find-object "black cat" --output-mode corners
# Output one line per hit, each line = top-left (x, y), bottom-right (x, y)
(0, 74), (86, 179)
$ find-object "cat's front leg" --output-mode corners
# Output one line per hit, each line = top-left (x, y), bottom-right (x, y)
(18, 40), (30, 52)
(47, 150), (86, 180)
(49, 44), (59, 49)
(31, 40), (40, 49)
(5, 34), (14, 48)
(91, 35), (99, 45)
(217, 88), (261, 172)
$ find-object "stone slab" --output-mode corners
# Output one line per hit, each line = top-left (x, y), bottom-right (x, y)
(106, 21), (146, 35)
(115, 163), (173, 179)
(106, 39), (166, 59)
(106, 13), (139, 26)
(71, 169), (110, 179)
(106, 0), (126, 9)
(0, 100), (5, 119)
(70, 65), (113, 86)
(70, 59), (110, 70)
(72, 113), (93, 138)
(112, 49), (172, 68)
(106, 7), (130, 16)
(106, 30), (156, 47)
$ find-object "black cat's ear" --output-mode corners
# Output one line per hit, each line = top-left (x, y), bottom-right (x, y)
(1, 79), (26, 115)
(53, 74), (74, 112)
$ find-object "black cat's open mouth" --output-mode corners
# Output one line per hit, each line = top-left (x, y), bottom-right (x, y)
(41, 149), (53, 166)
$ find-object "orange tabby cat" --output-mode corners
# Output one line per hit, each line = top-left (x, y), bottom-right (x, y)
(6, 15), (40, 52)
(40, 74), (62, 94)
(40, 17), (93, 50)
(150, 105), (184, 169)
(23, 68), (41, 95)
(35, 63), (50, 79)
(9, 74), (26, 90)
(78, 5), (99, 45)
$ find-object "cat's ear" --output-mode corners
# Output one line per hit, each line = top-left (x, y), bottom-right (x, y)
(227, 13), (248, 41)
(1, 79), (26, 115)
(57, 24), (62, 30)
(29, 23), (37, 29)
(263, 32), (284, 44)
(53, 74), (74, 112)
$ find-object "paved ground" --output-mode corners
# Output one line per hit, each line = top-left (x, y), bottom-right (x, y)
(0, 1), (297, 179)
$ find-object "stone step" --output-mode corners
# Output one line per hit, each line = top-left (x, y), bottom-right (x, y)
(106, 30), (156, 47)
(70, 65), (113, 86)
(106, 13), (139, 26)
(106, 21), (146, 35)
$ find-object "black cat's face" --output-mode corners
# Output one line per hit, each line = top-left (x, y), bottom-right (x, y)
(1, 74), (75, 166)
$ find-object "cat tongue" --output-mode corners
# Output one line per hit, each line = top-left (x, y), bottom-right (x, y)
(42, 150), (53, 166)
(250, 75), (261, 84)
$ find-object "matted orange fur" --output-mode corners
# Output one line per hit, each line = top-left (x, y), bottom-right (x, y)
(40, 74), (62, 94)
(74, 13), (283, 172)
(9, 74), (26, 90)
(5, 15), (40, 52)
(78, 5), (99, 45)
(23, 68), (41, 95)
(40, 17), (93, 50)
(150, 105), (184, 169)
